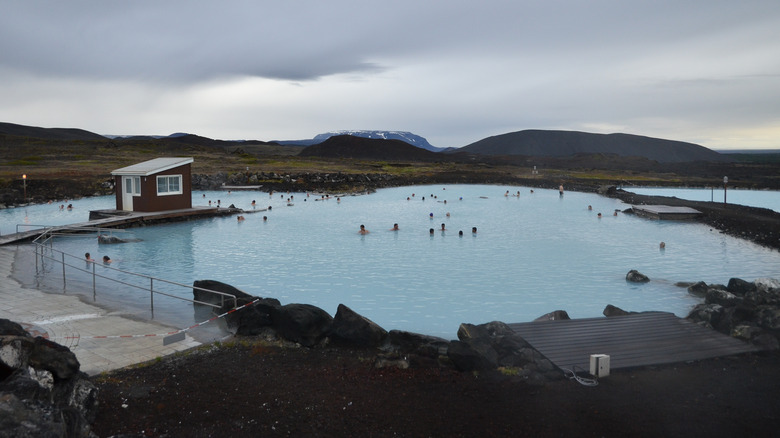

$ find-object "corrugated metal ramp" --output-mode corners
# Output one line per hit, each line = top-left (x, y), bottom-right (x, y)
(508, 312), (759, 371)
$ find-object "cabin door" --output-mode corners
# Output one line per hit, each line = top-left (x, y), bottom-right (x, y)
(122, 176), (135, 211)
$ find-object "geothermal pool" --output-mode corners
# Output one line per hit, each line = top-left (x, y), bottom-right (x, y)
(8, 184), (780, 339)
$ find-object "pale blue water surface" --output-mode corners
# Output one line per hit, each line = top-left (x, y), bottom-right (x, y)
(6, 185), (780, 339)
(629, 187), (780, 213)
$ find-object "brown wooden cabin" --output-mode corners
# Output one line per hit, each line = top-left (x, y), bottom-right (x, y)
(111, 157), (194, 212)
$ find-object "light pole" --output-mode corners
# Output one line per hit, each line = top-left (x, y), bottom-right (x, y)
(723, 176), (728, 204)
(22, 174), (27, 201)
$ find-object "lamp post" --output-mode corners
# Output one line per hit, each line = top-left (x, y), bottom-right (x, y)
(22, 174), (27, 201)
(723, 176), (728, 204)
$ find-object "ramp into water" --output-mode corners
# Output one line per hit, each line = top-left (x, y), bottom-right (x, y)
(508, 312), (758, 371)
(631, 205), (701, 220)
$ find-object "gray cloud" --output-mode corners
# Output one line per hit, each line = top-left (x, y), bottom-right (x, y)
(1, 0), (779, 149)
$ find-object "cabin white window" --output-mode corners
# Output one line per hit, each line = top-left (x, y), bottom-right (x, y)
(156, 175), (182, 196)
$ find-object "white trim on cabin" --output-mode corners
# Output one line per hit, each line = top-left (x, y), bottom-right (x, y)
(111, 157), (194, 177)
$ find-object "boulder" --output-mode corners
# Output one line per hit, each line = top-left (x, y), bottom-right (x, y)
(687, 281), (710, 297)
(456, 322), (491, 340)
(0, 319), (98, 438)
(755, 278), (780, 291)
(27, 337), (80, 381)
(0, 320), (31, 338)
(329, 304), (388, 348)
(270, 304), (333, 347)
(225, 297), (281, 336)
(382, 330), (450, 358)
(452, 321), (560, 380)
(705, 289), (742, 307)
(745, 284), (780, 307)
(192, 279), (254, 308)
(686, 277), (780, 348)
(491, 337), (537, 367)
(626, 270), (650, 283)
(447, 340), (498, 372)
(603, 304), (634, 317)
(534, 310), (570, 321)
(687, 303), (724, 329)
(727, 278), (756, 297)
(755, 306), (780, 331)
(731, 325), (779, 350)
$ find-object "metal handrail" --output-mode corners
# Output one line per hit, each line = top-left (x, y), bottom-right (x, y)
(16, 224), (52, 234)
(31, 229), (239, 317)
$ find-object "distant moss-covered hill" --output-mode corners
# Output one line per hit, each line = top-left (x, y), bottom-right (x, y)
(457, 129), (730, 163)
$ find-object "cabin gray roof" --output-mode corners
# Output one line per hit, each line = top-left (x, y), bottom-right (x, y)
(111, 157), (194, 176)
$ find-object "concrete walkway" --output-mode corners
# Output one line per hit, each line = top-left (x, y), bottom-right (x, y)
(0, 245), (204, 376)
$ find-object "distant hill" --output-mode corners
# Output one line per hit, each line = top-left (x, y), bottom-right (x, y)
(298, 135), (441, 161)
(276, 130), (441, 152)
(456, 130), (730, 163)
(0, 122), (107, 141)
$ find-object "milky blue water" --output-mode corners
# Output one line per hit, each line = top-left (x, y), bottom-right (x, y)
(629, 187), (780, 213)
(6, 185), (780, 339)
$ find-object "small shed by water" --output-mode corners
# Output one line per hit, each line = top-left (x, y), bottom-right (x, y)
(111, 157), (194, 212)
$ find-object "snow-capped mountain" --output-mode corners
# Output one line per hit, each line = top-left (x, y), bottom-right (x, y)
(310, 130), (442, 152)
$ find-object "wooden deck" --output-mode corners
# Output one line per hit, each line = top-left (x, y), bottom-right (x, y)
(631, 204), (701, 220)
(0, 206), (254, 245)
(508, 312), (758, 371)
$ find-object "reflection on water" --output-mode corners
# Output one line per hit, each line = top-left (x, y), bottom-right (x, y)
(11, 184), (780, 339)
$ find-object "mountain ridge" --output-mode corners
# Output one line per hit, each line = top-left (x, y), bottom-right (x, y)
(275, 130), (441, 152)
(1, 121), (737, 163)
(297, 134), (441, 161)
(457, 129), (728, 163)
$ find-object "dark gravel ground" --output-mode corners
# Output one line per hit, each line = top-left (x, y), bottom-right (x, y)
(90, 343), (780, 438)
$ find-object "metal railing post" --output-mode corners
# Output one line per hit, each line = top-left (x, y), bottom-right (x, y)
(61, 252), (66, 289)
(92, 261), (97, 300)
(150, 278), (154, 317)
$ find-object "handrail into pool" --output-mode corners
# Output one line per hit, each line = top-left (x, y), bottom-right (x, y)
(30, 227), (238, 317)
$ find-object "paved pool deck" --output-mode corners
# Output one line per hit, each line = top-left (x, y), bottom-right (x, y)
(0, 245), (208, 376)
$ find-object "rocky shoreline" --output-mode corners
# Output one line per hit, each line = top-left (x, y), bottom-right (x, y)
(3, 271), (778, 437)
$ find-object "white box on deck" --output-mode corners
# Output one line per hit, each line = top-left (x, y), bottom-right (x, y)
(589, 354), (610, 377)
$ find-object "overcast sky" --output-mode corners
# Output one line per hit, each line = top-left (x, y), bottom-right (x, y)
(1, 1), (779, 150)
